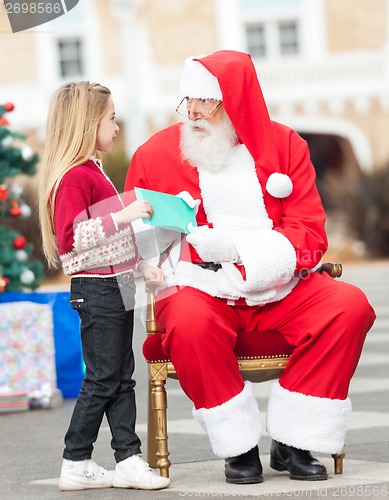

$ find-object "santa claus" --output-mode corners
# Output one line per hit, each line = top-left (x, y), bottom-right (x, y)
(125, 50), (375, 484)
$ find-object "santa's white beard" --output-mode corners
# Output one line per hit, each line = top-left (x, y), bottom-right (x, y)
(180, 116), (238, 172)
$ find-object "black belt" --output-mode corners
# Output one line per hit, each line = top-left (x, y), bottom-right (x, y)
(73, 272), (134, 284)
(194, 262), (222, 272)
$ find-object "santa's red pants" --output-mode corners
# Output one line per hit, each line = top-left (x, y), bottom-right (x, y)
(155, 272), (376, 410)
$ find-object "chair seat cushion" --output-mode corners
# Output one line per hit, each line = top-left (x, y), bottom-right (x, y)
(143, 330), (294, 362)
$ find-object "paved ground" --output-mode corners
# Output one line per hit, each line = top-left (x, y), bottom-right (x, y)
(0, 260), (388, 499)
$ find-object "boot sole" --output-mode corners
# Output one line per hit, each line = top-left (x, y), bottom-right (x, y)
(225, 475), (264, 484)
(270, 458), (328, 481)
(289, 474), (328, 481)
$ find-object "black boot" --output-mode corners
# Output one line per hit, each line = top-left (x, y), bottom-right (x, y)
(225, 445), (263, 484)
(270, 440), (328, 480)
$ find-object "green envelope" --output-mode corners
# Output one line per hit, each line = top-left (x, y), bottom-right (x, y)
(134, 187), (198, 234)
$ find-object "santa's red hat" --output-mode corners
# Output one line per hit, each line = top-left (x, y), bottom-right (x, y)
(179, 51), (293, 199)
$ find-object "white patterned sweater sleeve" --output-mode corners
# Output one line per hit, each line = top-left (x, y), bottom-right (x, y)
(61, 214), (136, 275)
(73, 215), (114, 254)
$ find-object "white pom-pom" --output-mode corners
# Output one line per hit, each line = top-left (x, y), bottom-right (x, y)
(266, 173), (293, 198)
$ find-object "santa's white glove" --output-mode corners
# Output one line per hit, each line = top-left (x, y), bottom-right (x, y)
(186, 224), (239, 263)
(176, 191), (201, 214)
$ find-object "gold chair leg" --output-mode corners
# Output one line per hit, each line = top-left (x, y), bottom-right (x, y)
(147, 375), (158, 468)
(332, 449), (345, 474)
(150, 366), (171, 478)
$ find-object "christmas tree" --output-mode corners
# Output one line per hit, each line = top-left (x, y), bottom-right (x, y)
(0, 102), (45, 292)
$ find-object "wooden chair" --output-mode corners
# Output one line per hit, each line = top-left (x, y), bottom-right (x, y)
(142, 262), (345, 478)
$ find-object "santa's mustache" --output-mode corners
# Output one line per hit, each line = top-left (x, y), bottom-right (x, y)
(187, 119), (212, 132)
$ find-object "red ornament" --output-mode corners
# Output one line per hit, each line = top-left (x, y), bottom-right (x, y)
(0, 185), (8, 201)
(4, 102), (14, 112)
(0, 276), (9, 292)
(13, 236), (27, 249)
(9, 207), (22, 217)
(9, 198), (21, 217)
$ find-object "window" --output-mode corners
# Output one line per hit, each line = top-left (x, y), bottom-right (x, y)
(247, 25), (267, 58)
(57, 38), (84, 78)
(245, 20), (300, 59)
(279, 21), (299, 55)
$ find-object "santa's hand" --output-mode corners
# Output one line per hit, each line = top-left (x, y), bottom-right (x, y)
(186, 224), (239, 263)
(176, 191), (201, 214)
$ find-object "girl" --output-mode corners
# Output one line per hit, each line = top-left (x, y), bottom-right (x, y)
(39, 82), (170, 491)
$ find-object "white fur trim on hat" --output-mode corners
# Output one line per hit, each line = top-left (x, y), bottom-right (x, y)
(179, 56), (223, 101)
(266, 173), (293, 198)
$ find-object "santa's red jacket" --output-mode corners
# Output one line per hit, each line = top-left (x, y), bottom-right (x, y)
(125, 52), (327, 306)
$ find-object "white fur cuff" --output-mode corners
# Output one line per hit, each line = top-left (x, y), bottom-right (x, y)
(266, 380), (352, 454)
(192, 381), (262, 458)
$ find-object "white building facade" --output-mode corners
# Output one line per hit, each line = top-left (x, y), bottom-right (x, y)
(1, 0), (388, 176)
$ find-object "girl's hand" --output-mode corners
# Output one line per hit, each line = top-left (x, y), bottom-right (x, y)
(114, 200), (153, 225)
(138, 261), (164, 286)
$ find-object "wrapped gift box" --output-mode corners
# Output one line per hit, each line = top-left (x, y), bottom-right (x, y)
(0, 301), (56, 395)
(0, 392), (29, 414)
(0, 302), (57, 394)
(0, 292), (83, 398)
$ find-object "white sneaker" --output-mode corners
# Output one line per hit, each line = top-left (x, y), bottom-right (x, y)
(113, 455), (171, 490)
(59, 458), (113, 491)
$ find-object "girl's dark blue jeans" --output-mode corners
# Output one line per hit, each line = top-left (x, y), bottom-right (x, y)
(63, 274), (141, 463)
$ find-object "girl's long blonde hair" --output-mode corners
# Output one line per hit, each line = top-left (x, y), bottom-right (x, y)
(38, 81), (111, 268)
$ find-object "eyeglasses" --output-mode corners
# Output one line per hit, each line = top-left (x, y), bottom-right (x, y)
(175, 97), (222, 117)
